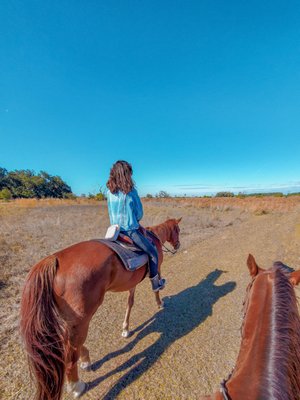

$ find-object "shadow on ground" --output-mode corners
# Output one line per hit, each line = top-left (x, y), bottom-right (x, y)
(87, 269), (236, 399)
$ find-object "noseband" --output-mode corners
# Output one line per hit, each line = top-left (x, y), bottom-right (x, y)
(161, 242), (178, 254)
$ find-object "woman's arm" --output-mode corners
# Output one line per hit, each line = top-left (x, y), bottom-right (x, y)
(106, 191), (114, 224)
(132, 189), (143, 221)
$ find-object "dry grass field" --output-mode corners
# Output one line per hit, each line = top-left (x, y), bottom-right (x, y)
(1, 196), (300, 399)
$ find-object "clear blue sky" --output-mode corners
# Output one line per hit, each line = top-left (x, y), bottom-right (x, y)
(1, 1), (300, 195)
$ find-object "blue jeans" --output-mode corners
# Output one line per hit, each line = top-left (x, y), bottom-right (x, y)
(126, 229), (158, 278)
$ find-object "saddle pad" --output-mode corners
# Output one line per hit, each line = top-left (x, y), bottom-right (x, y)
(95, 239), (149, 272)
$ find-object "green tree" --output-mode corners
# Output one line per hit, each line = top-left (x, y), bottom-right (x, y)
(0, 167), (73, 198)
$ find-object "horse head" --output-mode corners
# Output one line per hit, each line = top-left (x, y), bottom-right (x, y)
(165, 217), (182, 250)
(202, 254), (300, 400)
(247, 253), (300, 285)
(236, 254), (300, 399)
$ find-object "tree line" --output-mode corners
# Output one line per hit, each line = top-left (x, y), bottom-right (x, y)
(145, 190), (300, 198)
(0, 168), (73, 199)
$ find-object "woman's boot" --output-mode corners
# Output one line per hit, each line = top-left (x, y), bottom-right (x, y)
(150, 274), (166, 292)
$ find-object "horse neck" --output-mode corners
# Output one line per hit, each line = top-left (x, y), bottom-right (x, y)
(227, 271), (300, 400)
(149, 222), (170, 244)
(226, 277), (274, 399)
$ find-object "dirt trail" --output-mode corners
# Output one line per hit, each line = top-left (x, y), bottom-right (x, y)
(1, 201), (300, 399)
(73, 208), (300, 400)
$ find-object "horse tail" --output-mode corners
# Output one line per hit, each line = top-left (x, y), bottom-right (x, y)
(20, 255), (67, 400)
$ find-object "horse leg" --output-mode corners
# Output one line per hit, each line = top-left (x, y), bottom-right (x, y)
(65, 344), (86, 398)
(65, 323), (89, 398)
(79, 344), (91, 371)
(122, 288), (135, 338)
(155, 291), (164, 309)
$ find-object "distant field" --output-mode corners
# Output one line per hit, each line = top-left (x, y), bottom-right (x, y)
(1, 197), (300, 399)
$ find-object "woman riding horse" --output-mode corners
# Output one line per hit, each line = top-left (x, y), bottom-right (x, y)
(106, 160), (166, 292)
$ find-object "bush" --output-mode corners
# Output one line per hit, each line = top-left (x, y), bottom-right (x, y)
(254, 209), (269, 216)
(0, 188), (12, 200)
(215, 191), (234, 197)
(287, 192), (300, 196)
(95, 192), (106, 201)
(88, 190), (106, 201)
(146, 193), (153, 198)
(247, 192), (284, 197)
(272, 192), (284, 197)
(64, 193), (77, 200)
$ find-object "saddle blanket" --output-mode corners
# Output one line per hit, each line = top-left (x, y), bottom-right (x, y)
(95, 239), (149, 272)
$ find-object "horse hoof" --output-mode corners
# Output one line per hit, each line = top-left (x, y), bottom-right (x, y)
(80, 361), (92, 371)
(67, 380), (87, 398)
(122, 329), (130, 338)
(158, 300), (165, 309)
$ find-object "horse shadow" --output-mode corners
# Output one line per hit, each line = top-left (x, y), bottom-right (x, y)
(87, 269), (236, 399)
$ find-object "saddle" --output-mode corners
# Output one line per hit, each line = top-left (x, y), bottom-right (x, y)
(96, 228), (158, 272)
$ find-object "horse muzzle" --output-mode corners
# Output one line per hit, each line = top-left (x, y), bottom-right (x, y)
(174, 242), (180, 250)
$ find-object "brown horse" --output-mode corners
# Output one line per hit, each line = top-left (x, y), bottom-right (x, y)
(20, 218), (181, 400)
(201, 254), (300, 400)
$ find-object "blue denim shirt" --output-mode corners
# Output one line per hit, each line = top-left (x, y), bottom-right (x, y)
(106, 188), (143, 231)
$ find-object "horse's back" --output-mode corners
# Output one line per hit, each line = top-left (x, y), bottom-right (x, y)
(53, 240), (146, 306)
(55, 240), (114, 269)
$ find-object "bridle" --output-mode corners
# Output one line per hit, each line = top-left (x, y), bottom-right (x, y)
(219, 364), (235, 399)
(220, 376), (232, 400)
(147, 224), (180, 255)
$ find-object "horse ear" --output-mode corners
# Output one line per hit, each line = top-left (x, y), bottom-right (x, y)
(176, 217), (182, 224)
(289, 271), (300, 286)
(247, 254), (261, 277)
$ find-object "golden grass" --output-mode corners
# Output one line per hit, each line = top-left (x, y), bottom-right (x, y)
(0, 198), (101, 217)
(143, 196), (300, 213)
(1, 195), (299, 215)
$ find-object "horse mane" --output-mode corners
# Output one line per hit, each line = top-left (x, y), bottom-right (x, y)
(147, 219), (173, 242)
(241, 265), (300, 399)
(265, 265), (300, 399)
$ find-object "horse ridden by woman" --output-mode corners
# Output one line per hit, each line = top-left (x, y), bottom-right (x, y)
(201, 254), (300, 400)
(20, 164), (181, 400)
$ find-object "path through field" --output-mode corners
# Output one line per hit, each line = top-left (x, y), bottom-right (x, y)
(79, 207), (300, 400)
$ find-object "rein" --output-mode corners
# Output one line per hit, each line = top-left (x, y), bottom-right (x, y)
(147, 227), (178, 255)
(161, 242), (177, 254)
(220, 375), (233, 400)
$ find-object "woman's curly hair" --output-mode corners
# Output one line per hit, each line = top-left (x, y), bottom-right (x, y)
(106, 160), (134, 194)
